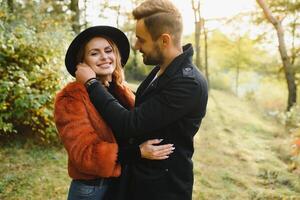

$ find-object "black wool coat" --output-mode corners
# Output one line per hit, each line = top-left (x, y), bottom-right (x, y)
(88, 44), (208, 200)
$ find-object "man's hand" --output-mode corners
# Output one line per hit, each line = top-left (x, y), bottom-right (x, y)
(75, 63), (96, 84)
(139, 139), (175, 160)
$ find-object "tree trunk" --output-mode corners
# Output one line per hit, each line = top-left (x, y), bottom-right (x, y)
(191, 0), (202, 70)
(203, 19), (209, 88)
(128, 30), (139, 80)
(70, 0), (80, 34)
(83, 0), (88, 29)
(195, 21), (201, 69)
(116, 4), (121, 28)
(256, 0), (297, 111)
(290, 14), (298, 65)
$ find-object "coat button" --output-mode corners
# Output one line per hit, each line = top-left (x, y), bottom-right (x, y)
(184, 67), (192, 71)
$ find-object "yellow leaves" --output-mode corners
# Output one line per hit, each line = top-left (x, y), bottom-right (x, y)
(0, 103), (8, 111)
(288, 129), (300, 172)
(291, 128), (300, 137)
(0, 11), (5, 18)
(288, 162), (297, 172)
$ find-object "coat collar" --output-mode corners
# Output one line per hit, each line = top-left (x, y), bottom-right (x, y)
(135, 44), (194, 101)
(163, 43), (194, 78)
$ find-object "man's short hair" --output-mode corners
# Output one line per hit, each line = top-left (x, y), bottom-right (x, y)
(132, 0), (183, 46)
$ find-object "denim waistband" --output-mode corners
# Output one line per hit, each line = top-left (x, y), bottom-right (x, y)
(73, 178), (111, 187)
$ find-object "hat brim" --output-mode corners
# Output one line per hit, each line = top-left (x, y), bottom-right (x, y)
(65, 26), (130, 77)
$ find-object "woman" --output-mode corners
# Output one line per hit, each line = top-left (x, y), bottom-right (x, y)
(54, 26), (174, 200)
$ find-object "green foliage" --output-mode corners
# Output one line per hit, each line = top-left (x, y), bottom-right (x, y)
(0, 2), (73, 143)
(204, 31), (274, 93)
(209, 31), (270, 72)
(253, 0), (300, 71)
(125, 51), (153, 81)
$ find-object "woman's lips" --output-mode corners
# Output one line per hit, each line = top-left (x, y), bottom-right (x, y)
(97, 63), (112, 68)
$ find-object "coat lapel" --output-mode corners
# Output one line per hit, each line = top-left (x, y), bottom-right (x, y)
(135, 66), (159, 104)
(135, 44), (194, 105)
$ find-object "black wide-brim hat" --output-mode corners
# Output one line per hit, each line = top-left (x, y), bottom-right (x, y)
(65, 26), (130, 76)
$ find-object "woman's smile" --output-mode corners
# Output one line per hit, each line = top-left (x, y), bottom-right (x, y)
(96, 62), (113, 69)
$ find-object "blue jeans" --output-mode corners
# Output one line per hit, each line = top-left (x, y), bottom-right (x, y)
(67, 179), (109, 200)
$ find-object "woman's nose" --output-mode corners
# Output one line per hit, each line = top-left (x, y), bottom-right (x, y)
(100, 53), (108, 59)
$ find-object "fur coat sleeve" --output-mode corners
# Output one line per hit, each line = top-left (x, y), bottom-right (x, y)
(54, 82), (134, 179)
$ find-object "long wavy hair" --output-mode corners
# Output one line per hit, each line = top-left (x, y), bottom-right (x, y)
(76, 36), (124, 87)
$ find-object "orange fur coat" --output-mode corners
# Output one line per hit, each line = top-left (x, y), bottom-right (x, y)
(54, 81), (134, 180)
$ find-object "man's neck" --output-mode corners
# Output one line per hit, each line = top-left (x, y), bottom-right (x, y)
(157, 47), (183, 76)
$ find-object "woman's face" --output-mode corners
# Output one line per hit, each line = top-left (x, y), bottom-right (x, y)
(83, 37), (116, 77)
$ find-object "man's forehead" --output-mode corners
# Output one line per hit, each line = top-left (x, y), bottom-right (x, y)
(136, 19), (151, 39)
(136, 19), (145, 32)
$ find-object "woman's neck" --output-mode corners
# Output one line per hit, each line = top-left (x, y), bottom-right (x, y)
(97, 75), (112, 87)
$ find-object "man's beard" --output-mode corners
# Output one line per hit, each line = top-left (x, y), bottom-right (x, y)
(142, 44), (164, 66)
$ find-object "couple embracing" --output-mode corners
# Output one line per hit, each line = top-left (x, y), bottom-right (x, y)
(54, 0), (208, 199)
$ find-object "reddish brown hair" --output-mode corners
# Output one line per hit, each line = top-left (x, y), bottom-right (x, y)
(76, 36), (124, 86)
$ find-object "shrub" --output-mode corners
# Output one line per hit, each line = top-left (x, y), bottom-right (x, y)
(124, 53), (152, 81)
(0, 4), (73, 144)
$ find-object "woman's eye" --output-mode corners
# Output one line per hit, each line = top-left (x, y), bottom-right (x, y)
(105, 49), (113, 53)
(90, 52), (98, 56)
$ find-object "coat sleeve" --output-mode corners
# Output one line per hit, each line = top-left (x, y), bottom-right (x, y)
(54, 94), (120, 178)
(87, 77), (206, 139)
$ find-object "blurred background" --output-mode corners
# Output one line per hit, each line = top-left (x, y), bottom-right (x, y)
(0, 0), (300, 199)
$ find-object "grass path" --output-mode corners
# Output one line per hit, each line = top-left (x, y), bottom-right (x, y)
(1, 89), (300, 199)
(193, 90), (300, 199)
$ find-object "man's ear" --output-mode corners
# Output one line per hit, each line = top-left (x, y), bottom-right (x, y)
(160, 33), (171, 47)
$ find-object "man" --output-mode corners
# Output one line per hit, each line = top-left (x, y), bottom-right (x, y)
(76, 0), (208, 199)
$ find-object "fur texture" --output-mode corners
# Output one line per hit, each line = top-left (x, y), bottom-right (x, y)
(54, 81), (134, 180)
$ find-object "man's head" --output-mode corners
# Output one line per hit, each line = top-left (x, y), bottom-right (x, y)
(132, 0), (183, 66)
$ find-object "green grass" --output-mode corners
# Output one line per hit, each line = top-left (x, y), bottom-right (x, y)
(1, 88), (300, 199)
(193, 90), (300, 200)
(0, 141), (69, 200)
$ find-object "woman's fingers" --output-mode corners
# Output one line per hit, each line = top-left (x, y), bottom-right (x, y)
(152, 146), (175, 157)
(139, 139), (175, 160)
(145, 139), (164, 145)
(153, 144), (174, 151)
(149, 144), (175, 160)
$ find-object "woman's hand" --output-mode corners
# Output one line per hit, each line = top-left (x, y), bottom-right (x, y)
(75, 63), (96, 84)
(139, 139), (175, 160)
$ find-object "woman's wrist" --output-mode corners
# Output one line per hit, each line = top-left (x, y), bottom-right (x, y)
(84, 78), (98, 88)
